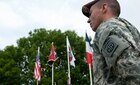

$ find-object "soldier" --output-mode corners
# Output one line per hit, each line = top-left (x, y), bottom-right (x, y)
(82, 0), (140, 85)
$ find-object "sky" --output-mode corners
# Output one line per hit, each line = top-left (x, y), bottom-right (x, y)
(0, 0), (140, 50)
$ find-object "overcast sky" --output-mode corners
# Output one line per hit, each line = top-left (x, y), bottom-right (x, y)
(0, 0), (140, 50)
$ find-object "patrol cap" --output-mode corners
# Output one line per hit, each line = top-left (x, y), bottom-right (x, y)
(82, 0), (100, 17)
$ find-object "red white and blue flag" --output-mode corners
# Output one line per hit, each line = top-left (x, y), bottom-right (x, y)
(66, 37), (76, 67)
(33, 47), (41, 81)
(85, 33), (93, 68)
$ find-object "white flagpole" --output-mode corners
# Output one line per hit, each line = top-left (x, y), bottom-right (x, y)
(36, 80), (38, 85)
(67, 54), (71, 85)
(52, 63), (54, 85)
(37, 80), (38, 85)
(66, 36), (71, 84)
(89, 64), (93, 85)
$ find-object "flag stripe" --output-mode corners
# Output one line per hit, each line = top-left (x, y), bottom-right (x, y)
(86, 42), (92, 53)
(86, 52), (92, 64)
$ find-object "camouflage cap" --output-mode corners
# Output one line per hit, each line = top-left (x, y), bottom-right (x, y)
(82, 0), (100, 17)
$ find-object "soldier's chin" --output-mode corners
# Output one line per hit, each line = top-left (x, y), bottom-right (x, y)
(92, 27), (96, 32)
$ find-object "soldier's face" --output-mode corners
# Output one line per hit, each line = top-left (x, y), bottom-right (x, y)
(88, 5), (103, 32)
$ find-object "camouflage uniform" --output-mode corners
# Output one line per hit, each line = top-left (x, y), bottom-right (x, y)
(93, 17), (140, 85)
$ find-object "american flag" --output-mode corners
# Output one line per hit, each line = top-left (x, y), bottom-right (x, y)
(33, 47), (41, 81)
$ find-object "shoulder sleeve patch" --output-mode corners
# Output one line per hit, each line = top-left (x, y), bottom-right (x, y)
(101, 35), (130, 68)
(102, 38), (118, 57)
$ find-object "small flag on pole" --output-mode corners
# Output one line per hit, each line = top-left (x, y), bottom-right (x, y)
(47, 42), (56, 67)
(33, 47), (41, 81)
(67, 37), (76, 67)
(85, 33), (93, 68)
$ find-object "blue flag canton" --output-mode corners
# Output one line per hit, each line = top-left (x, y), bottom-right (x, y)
(86, 33), (92, 47)
(36, 52), (40, 62)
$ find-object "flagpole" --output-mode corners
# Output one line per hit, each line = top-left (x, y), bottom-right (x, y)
(67, 51), (71, 84)
(52, 63), (54, 85)
(89, 64), (93, 85)
(37, 80), (38, 85)
(66, 36), (71, 84)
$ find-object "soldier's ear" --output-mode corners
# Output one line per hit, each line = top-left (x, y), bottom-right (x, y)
(101, 3), (108, 14)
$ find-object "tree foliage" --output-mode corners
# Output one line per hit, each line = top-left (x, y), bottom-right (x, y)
(0, 46), (21, 85)
(0, 28), (92, 85)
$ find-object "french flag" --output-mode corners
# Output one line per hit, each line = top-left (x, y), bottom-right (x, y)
(85, 32), (93, 68)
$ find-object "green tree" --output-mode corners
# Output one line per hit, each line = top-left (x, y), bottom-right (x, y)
(0, 46), (21, 85)
(0, 28), (92, 85)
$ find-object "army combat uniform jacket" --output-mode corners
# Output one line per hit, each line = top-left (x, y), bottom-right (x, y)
(93, 17), (140, 85)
